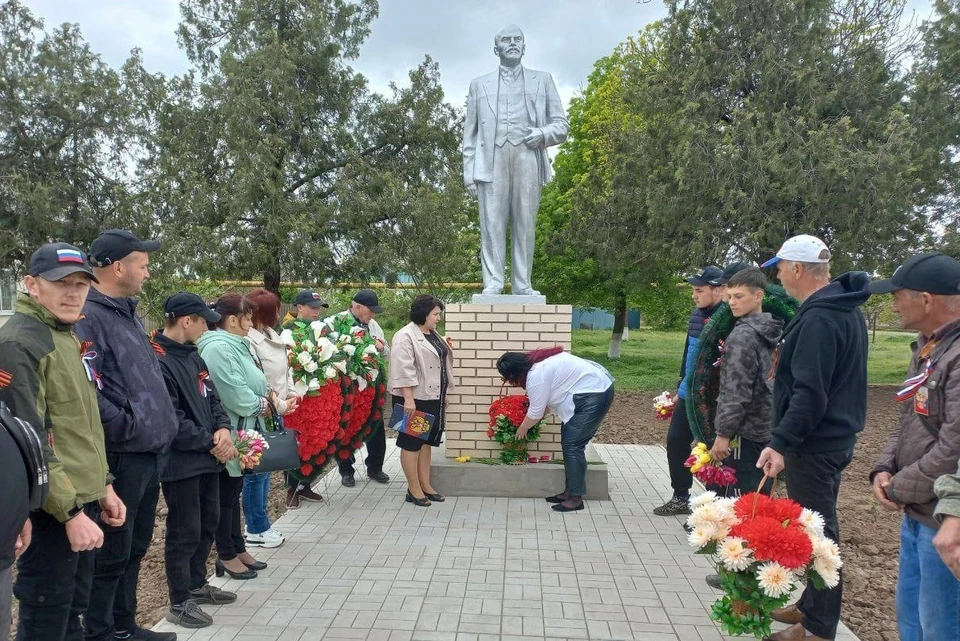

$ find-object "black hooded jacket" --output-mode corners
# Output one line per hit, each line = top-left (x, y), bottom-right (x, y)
(770, 272), (871, 455)
(153, 332), (230, 482)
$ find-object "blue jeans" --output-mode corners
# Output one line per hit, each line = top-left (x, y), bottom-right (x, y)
(242, 473), (272, 534)
(896, 515), (960, 641)
(561, 386), (614, 497)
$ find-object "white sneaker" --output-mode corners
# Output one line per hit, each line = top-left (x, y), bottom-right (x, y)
(245, 528), (285, 548)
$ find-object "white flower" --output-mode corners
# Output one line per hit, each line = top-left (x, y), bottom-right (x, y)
(689, 503), (723, 530)
(292, 379), (308, 397)
(279, 329), (295, 347)
(303, 361), (319, 373)
(812, 538), (842, 579)
(367, 369), (379, 381)
(756, 562), (794, 598)
(323, 365), (337, 380)
(688, 524), (718, 548)
(296, 350), (313, 366)
(310, 320), (326, 341)
(691, 492), (717, 508)
(357, 377), (368, 391)
(307, 378), (321, 391)
(316, 337), (336, 362)
(343, 344), (357, 356)
(813, 558), (841, 588)
(301, 339), (314, 353)
(350, 325), (365, 335)
(713, 497), (739, 528)
(799, 509), (825, 539)
(333, 360), (348, 374)
(363, 343), (378, 356)
(717, 537), (753, 572)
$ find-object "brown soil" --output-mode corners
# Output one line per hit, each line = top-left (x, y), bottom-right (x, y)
(595, 387), (903, 641)
(11, 392), (902, 641)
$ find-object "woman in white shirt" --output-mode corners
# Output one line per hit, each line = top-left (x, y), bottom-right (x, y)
(497, 347), (614, 512)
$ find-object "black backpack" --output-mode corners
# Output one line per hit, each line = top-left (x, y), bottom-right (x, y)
(0, 401), (48, 511)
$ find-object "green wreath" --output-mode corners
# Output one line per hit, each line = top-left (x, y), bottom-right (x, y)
(685, 285), (798, 445)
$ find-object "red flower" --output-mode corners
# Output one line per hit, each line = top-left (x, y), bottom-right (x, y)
(731, 515), (814, 570)
(486, 428), (495, 439)
(300, 464), (313, 476)
(338, 450), (350, 460)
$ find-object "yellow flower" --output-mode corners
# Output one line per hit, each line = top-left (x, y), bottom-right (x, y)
(697, 453), (711, 465)
(695, 442), (708, 453)
(690, 463), (703, 473)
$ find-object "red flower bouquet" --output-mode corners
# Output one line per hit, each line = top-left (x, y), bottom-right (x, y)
(285, 378), (344, 481)
(686, 490), (841, 638)
(487, 395), (543, 464)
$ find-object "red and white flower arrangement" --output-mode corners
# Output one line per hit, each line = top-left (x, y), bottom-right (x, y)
(653, 391), (676, 420)
(687, 490), (841, 638)
(487, 394), (543, 464)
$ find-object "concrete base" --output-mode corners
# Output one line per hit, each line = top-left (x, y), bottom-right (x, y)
(430, 442), (609, 500)
(470, 293), (548, 305)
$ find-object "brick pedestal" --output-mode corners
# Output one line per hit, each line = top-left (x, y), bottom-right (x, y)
(443, 303), (572, 459)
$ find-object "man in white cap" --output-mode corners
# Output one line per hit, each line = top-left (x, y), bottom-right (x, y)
(755, 235), (871, 641)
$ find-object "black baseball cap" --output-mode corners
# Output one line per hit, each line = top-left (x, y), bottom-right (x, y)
(29, 242), (99, 283)
(89, 229), (161, 267)
(869, 253), (960, 296)
(686, 266), (723, 287)
(711, 261), (756, 286)
(294, 289), (328, 308)
(163, 291), (221, 322)
(353, 289), (383, 313)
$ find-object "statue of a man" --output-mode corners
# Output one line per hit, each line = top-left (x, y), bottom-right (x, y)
(462, 25), (569, 296)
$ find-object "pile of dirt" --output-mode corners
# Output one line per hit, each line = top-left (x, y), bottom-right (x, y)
(596, 387), (903, 641)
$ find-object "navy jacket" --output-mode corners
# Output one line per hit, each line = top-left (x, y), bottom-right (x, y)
(75, 288), (177, 454)
(677, 303), (722, 399)
(770, 272), (870, 454)
(153, 333), (229, 482)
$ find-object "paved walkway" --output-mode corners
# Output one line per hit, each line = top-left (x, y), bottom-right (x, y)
(151, 444), (860, 641)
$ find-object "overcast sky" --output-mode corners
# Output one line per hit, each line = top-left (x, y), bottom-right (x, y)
(24, 0), (936, 112)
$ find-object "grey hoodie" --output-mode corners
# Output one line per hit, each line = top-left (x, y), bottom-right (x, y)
(713, 311), (783, 442)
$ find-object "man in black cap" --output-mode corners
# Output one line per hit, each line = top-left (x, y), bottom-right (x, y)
(653, 266), (725, 516)
(282, 289), (329, 328)
(153, 292), (239, 630)
(336, 289), (390, 487)
(868, 253), (960, 641)
(710, 261), (755, 298)
(0, 243), (125, 641)
(76, 230), (177, 641)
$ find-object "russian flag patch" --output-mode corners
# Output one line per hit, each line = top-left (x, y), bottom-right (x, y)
(56, 249), (86, 264)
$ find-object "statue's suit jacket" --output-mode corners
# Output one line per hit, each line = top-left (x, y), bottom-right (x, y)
(462, 67), (569, 188)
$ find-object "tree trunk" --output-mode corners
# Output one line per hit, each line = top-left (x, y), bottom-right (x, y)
(621, 307), (630, 342)
(263, 259), (281, 295)
(608, 289), (628, 359)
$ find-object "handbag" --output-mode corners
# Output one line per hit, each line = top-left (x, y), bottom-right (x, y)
(237, 401), (300, 474)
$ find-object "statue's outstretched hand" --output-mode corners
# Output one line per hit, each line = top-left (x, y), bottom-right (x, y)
(466, 184), (478, 199)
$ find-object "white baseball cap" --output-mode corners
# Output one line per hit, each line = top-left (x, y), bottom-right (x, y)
(761, 234), (831, 268)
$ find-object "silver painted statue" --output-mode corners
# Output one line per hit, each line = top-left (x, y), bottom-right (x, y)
(462, 25), (569, 297)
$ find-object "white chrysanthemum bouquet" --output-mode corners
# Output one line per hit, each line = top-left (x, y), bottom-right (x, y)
(687, 490), (842, 638)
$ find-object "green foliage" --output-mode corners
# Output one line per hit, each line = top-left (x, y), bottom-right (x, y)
(139, 277), (229, 324)
(633, 280), (693, 331)
(709, 567), (791, 638)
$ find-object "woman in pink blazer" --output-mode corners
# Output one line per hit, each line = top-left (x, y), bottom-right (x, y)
(388, 295), (454, 506)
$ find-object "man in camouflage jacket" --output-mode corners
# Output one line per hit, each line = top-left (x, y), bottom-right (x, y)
(870, 253), (960, 641)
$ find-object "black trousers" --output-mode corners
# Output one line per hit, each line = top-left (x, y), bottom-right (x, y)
(785, 448), (854, 640)
(665, 401), (694, 497)
(215, 471), (246, 561)
(162, 472), (220, 605)
(338, 418), (386, 476)
(14, 506), (96, 641)
(86, 452), (160, 641)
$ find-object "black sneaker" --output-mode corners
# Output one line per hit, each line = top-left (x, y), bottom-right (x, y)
(368, 470), (390, 483)
(652, 496), (692, 516)
(116, 626), (178, 640)
(705, 574), (722, 590)
(189, 584), (237, 605)
(165, 601), (212, 629)
(341, 474), (356, 487)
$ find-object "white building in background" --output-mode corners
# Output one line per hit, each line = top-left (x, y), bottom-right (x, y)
(0, 271), (17, 328)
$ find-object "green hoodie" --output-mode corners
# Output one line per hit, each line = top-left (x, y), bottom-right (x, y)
(196, 329), (268, 431)
(0, 294), (109, 521)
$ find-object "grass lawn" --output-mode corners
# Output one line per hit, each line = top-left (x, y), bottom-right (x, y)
(571, 328), (914, 393)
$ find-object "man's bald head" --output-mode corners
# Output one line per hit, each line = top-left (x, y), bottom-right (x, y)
(493, 25), (525, 65)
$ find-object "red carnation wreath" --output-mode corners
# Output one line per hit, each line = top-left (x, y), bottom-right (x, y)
(286, 378), (344, 481)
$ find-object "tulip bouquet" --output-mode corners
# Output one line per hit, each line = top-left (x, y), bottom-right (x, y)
(653, 390), (676, 420)
(685, 441), (738, 487)
(687, 491), (842, 638)
(235, 430), (269, 470)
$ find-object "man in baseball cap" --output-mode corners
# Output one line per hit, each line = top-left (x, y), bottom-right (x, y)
(710, 261), (755, 287)
(869, 253), (960, 641)
(28, 241), (99, 285)
(283, 289), (328, 326)
(163, 291), (222, 324)
(352, 289), (384, 313)
(88, 229), (161, 267)
(685, 266), (723, 287)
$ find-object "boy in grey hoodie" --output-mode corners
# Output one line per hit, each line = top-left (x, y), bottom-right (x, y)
(710, 268), (783, 495)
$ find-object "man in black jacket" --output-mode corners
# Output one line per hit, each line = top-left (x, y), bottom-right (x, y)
(653, 266), (724, 516)
(75, 230), (177, 641)
(756, 235), (870, 641)
(0, 402), (32, 640)
(154, 292), (239, 629)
